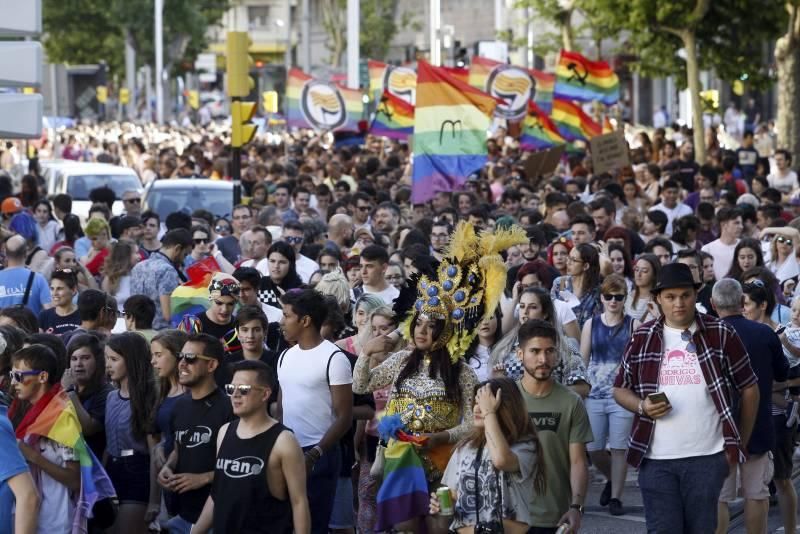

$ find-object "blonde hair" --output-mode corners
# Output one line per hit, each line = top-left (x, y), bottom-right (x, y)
(315, 269), (351, 312)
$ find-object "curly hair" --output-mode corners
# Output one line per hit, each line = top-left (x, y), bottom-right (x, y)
(103, 240), (137, 294)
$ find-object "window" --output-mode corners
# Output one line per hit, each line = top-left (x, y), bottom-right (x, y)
(248, 6), (271, 29)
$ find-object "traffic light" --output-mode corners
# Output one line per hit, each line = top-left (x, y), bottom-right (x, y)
(96, 86), (108, 104)
(188, 90), (200, 110)
(262, 91), (278, 114)
(226, 31), (254, 98)
(231, 101), (257, 148)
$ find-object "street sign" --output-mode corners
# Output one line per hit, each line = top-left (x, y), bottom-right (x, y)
(0, 0), (41, 36)
(195, 53), (217, 73)
(0, 42), (42, 87)
(0, 94), (43, 138)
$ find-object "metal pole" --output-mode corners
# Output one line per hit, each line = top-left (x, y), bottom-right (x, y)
(125, 34), (136, 120)
(155, 0), (164, 124)
(346, 0), (359, 88)
(429, 0), (441, 66)
(301, 0), (311, 72)
(526, 7), (534, 69)
(49, 63), (57, 116)
(285, 0), (292, 73)
(495, 0), (503, 35)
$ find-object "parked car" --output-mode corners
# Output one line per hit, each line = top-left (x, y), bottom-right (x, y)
(41, 160), (141, 220)
(143, 178), (233, 221)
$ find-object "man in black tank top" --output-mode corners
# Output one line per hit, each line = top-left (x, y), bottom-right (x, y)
(193, 360), (311, 534)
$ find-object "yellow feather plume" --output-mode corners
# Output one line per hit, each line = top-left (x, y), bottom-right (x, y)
(445, 221), (479, 263)
(479, 225), (528, 256)
(478, 255), (508, 321)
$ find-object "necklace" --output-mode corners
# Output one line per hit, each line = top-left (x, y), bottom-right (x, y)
(602, 311), (623, 327)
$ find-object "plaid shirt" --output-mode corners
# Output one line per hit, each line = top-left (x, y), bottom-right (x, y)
(613, 312), (758, 468)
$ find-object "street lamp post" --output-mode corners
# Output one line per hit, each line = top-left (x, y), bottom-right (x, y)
(155, 0), (164, 124)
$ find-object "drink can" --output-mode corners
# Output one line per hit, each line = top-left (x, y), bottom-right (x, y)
(436, 486), (454, 515)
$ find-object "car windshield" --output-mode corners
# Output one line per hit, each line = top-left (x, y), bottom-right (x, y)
(66, 174), (141, 200)
(146, 185), (232, 220)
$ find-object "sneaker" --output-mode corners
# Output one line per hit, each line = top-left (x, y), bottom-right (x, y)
(787, 400), (800, 428)
(599, 480), (611, 507)
(609, 498), (626, 516)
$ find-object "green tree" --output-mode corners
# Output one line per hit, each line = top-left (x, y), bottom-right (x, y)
(583, 0), (783, 163)
(43, 0), (229, 77)
(776, 2), (800, 160)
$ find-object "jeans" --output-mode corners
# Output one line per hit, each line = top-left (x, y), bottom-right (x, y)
(638, 452), (729, 534)
(165, 515), (193, 534)
(304, 444), (342, 534)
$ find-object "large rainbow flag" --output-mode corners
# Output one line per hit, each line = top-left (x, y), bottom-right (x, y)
(554, 49), (620, 106)
(371, 90), (414, 141)
(551, 98), (602, 142)
(531, 69), (555, 114)
(374, 440), (430, 531)
(441, 66), (469, 85)
(520, 100), (566, 151)
(170, 257), (218, 328)
(368, 59), (388, 101)
(411, 61), (497, 203)
(18, 386), (116, 533)
(286, 68), (363, 132)
(467, 55), (500, 90)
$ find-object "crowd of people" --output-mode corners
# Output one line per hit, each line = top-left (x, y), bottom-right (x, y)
(0, 116), (799, 534)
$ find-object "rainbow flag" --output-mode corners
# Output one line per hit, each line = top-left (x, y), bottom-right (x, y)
(551, 98), (602, 142)
(468, 55), (498, 90)
(21, 388), (116, 533)
(441, 66), (469, 85)
(554, 49), (620, 106)
(371, 90), (414, 141)
(411, 61), (497, 203)
(375, 440), (430, 531)
(286, 68), (364, 132)
(368, 59), (388, 101)
(531, 69), (555, 114)
(520, 100), (565, 151)
(170, 257), (218, 328)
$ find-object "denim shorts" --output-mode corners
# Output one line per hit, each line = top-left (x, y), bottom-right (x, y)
(585, 397), (634, 452)
(106, 453), (151, 504)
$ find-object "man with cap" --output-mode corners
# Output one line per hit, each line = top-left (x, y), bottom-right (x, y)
(1, 196), (23, 226)
(0, 234), (51, 314)
(179, 272), (241, 353)
(612, 263), (760, 533)
(158, 333), (234, 534)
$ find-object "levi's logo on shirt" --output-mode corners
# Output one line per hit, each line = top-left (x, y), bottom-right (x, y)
(175, 425), (213, 448)
(659, 349), (702, 386)
(528, 412), (562, 433)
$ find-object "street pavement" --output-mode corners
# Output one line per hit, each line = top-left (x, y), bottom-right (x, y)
(580, 464), (800, 533)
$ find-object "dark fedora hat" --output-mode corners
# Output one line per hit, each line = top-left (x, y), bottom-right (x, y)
(652, 263), (703, 293)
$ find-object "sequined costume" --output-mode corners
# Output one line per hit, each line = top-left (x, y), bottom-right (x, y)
(353, 349), (478, 482)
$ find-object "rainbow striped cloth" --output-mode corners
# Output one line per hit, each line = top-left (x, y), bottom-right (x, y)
(170, 257), (219, 328)
(554, 49), (619, 106)
(467, 55), (499, 90)
(286, 68), (363, 132)
(520, 100), (566, 151)
(371, 89), (414, 140)
(19, 387), (116, 533)
(531, 69), (555, 114)
(551, 98), (602, 142)
(374, 439), (430, 531)
(411, 61), (497, 203)
(469, 56), (556, 119)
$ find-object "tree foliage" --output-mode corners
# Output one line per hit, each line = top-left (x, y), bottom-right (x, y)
(43, 0), (229, 76)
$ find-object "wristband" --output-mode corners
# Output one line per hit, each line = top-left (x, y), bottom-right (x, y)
(313, 445), (324, 457)
(637, 399), (645, 416)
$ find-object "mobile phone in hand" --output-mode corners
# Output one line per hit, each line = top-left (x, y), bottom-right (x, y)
(648, 392), (669, 404)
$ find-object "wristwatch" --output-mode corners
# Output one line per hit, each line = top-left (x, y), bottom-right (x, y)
(570, 504), (584, 515)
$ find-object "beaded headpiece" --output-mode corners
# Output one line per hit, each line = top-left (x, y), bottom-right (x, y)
(403, 221), (527, 362)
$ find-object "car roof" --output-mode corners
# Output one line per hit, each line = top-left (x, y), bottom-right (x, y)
(147, 179), (232, 190)
(40, 160), (139, 176)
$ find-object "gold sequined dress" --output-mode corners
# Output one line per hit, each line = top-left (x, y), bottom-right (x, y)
(352, 349), (478, 483)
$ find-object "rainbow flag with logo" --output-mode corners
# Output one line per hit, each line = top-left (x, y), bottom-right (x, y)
(286, 68), (363, 132)
(551, 98), (602, 142)
(368, 59), (388, 101)
(468, 55), (500, 90)
(554, 49), (619, 106)
(411, 61), (498, 203)
(371, 90), (414, 141)
(520, 100), (565, 151)
(531, 69), (555, 114)
(375, 439), (430, 531)
(19, 386), (116, 533)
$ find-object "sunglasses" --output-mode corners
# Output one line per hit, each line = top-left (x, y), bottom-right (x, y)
(284, 236), (303, 244)
(602, 294), (625, 302)
(176, 352), (216, 363)
(357, 206), (371, 212)
(681, 329), (696, 353)
(745, 279), (766, 289)
(194, 238), (209, 245)
(215, 225), (231, 233)
(777, 236), (793, 246)
(124, 198), (141, 204)
(9, 369), (42, 383)
(224, 383), (267, 396)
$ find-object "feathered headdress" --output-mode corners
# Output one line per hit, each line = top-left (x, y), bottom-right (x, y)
(400, 221), (527, 362)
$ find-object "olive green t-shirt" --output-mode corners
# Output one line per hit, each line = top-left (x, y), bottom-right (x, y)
(518, 380), (593, 528)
